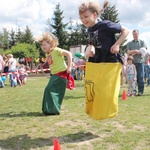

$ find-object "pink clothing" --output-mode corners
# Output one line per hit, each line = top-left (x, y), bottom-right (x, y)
(77, 59), (85, 67)
(0, 55), (4, 71)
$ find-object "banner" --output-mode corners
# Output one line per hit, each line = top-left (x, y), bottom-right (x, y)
(84, 62), (122, 120)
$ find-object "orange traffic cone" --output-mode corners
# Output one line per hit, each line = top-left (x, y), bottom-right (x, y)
(53, 138), (61, 150)
(122, 89), (127, 100)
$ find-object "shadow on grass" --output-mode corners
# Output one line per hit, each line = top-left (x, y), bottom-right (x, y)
(118, 93), (150, 98)
(0, 112), (45, 118)
(64, 95), (85, 100)
(0, 132), (99, 150)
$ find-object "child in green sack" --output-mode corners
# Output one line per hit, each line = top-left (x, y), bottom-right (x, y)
(37, 32), (72, 115)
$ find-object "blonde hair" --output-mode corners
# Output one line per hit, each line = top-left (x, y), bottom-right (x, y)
(38, 32), (59, 50)
(7, 54), (13, 58)
(79, 0), (109, 15)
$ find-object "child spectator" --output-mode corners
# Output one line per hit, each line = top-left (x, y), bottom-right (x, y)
(76, 57), (85, 80)
(126, 56), (137, 96)
(14, 70), (21, 87)
(71, 58), (76, 79)
(19, 64), (28, 85)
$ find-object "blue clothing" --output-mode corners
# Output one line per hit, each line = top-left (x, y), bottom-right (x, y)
(71, 68), (76, 79)
(134, 63), (145, 94)
(147, 65), (150, 85)
(87, 20), (123, 63)
(0, 77), (4, 88)
(9, 69), (17, 87)
(144, 64), (149, 78)
(77, 68), (84, 80)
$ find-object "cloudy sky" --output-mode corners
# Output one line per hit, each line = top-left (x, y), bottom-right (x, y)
(0, 0), (150, 48)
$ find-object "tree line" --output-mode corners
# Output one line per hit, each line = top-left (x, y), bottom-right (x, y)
(0, 3), (126, 60)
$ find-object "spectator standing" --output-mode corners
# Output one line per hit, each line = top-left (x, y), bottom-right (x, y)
(0, 55), (4, 73)
(144, 53), (149, 83)
(7, 54), (17, 87)
(76, 57), (85, 80)
(3, 56), (9, 77)
(127, 30), (147, 96)
(71, 58), (76, 79)
(126, 56), (137, 97)
(144, 53), (150, 86)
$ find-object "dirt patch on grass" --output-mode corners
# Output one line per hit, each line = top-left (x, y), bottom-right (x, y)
(133, 125), (146, 131)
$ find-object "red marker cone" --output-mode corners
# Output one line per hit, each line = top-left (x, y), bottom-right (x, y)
(53, 138), (61, 150)
(122, 89), (127, 100)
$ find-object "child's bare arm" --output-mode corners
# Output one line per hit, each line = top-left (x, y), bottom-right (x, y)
(110, 26), (129, 54)
(62, 50), (72, 73)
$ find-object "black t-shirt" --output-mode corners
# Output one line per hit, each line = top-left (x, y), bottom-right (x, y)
(87, 20), (123, 63)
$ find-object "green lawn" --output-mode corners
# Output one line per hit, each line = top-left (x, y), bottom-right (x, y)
(0, 76), (150, 150)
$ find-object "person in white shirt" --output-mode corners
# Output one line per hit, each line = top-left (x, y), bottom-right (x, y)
(0, 55), (4, 73)
(7, 54), (17, 87)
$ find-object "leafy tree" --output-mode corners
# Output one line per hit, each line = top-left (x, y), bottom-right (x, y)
(71, 23), (81, 45)
(0, 32), (4, 49)
(100, 4), (119, 23)
(35, 41), (46, 58)
(0, 48), (4, 54)
(22, 26), (34, 44)
(4, 43), (39, 58)
(51, 3), (68, 49)
(15, 28), (24, 43)
(0, 28), (9, 50)
(79, 24), (88, 45)
(67, 20), (88, 47)
(9, 29), (17, 48)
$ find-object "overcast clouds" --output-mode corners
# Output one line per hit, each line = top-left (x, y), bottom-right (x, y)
(0, 0), (150, 48)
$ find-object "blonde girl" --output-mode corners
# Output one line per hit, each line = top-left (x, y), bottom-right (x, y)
(38, 32), (72, 115)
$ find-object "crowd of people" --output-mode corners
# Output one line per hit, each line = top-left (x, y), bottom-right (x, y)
(71, 57), (86, 81)
(0, 54), (28, 88)
(121, 30), (150, 97)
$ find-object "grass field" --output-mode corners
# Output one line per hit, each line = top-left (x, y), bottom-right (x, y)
(0, 76), (150, 150)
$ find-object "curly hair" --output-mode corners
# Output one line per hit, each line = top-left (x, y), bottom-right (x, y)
(38, 32), (59, 50)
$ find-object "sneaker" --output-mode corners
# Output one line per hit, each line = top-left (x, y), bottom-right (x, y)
(137, 92), (143, 96)
(132, 93), (135, 97)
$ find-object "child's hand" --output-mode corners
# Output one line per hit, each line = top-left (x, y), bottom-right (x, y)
(85, 45), (95, 59)
(110, 44), (119, 54)
(66, 67), (71, 74)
